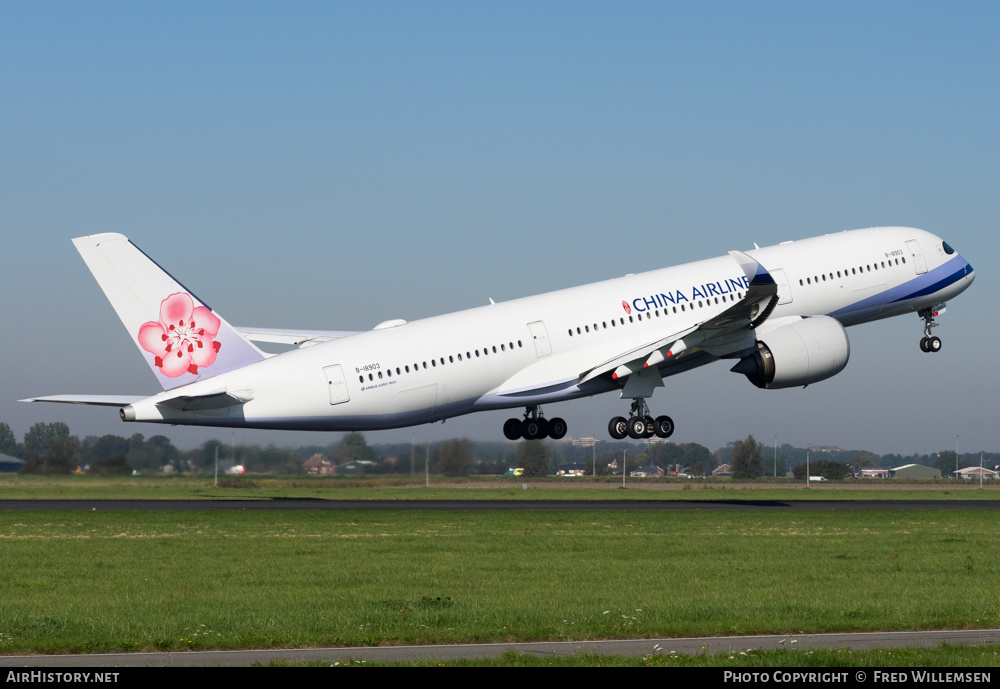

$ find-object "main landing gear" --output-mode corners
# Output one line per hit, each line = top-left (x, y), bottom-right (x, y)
(918, 307), (942, 353)
(607, 398), (674, 440)
(503, 406), (567, 440)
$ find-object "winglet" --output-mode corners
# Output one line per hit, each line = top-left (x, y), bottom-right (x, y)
(728, 250), (776, 288)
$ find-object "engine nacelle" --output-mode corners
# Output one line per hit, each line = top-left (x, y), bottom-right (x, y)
(731, 316), (850, 389)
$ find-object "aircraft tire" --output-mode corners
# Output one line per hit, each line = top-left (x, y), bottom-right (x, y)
(928, 336), (942, 352)
(524, 418), (548, 440)
(627, 416), (647, 440)
(503, 418), (523, 440)
(654, 415), (674, 438)
(920, 337), (930, 352)
(608, 417), (628, 440)
(643, 416), (655, 438)
(548, 417), (568, 440)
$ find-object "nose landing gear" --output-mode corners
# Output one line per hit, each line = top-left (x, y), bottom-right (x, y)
(918, 306), (944, 353)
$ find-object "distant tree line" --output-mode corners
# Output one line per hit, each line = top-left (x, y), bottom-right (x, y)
(1, 420), (993, 478)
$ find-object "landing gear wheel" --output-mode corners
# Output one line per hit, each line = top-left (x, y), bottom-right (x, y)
(627, 416), (648, 440)
(523, 418), (549, 440)
(609, 416), (628, 440)
(653, 415), (674, 439)
(548, 417), (568, 440)
(503, 418), (523, 440)
(643, 416), (655, 438)
(918, 307), (944, 354)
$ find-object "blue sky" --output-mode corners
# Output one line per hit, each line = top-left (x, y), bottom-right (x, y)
(2, 1), (998, 455)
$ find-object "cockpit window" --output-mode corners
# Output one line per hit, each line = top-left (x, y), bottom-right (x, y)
(943, 241), (955, 255)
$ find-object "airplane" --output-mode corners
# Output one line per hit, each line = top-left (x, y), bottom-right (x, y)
(24, 227), (974, 441)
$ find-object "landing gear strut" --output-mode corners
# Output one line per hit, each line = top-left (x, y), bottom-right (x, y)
(918, 307), (942, 353)
(502, 406), (567, 440)
(608, 398), (674, 440)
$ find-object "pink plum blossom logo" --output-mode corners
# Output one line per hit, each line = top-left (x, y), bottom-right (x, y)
(138, 293), (222, 377)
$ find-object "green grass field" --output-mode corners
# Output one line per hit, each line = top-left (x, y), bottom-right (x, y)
(1, 472), (999, 500)
(1, 507), (998, 655)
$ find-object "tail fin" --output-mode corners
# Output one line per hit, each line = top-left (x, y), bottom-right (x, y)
(73, 233), (267, 391)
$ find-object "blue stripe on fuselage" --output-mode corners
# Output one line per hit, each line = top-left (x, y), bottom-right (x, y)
(828, 256), (971, 323)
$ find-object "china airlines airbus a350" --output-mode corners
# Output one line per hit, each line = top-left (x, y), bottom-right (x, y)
(26, 227), (973, 440)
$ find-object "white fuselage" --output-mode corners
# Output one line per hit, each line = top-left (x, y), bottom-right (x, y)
(123, 227), (974, 430)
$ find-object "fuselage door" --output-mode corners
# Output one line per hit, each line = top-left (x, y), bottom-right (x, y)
(770, 268), (793, 305)
(323, 364), (350, 405)
(906, 240), (928, 275)
(527, 320), (552, 358)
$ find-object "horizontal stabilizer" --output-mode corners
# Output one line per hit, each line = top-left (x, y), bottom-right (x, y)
(235, 327), (360, 348)
(21, 395), (146, 406)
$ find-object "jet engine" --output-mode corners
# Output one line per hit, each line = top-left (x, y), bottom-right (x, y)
(731, 316), (850, 389)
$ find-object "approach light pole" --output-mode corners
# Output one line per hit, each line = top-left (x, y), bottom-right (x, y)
(774, 435), (778, 478)
(622, 449), (627, 489)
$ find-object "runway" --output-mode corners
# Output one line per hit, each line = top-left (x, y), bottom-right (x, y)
(2, 629), (999, 666)
(2, 498), (1000, 511)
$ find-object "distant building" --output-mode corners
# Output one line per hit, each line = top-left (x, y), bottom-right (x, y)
(890, 464), (939, 479)
(712, 464), (733, 477)
(335, 460), (377, 475)
(808, 445), (846, 453)
(858, 469), (891, 479)
(630, 465), (664, 478)
(556, 463), (587, 477)
(303, 454), (334, 475)
(0, 452), (24, 473)
(954, 466), (1000, 480)
(571, 437), (598, 448)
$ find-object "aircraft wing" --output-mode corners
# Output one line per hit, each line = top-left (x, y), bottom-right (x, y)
(578, 250), (778, 384)
(492, 250), (778, 399)
(234, 327), (361, 348)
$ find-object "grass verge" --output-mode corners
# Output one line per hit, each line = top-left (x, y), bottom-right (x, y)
(1, 473), (998, 500)
(1, 509), (998, 654)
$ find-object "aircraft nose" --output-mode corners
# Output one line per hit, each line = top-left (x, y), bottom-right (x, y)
(962, 255), (975, 284)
